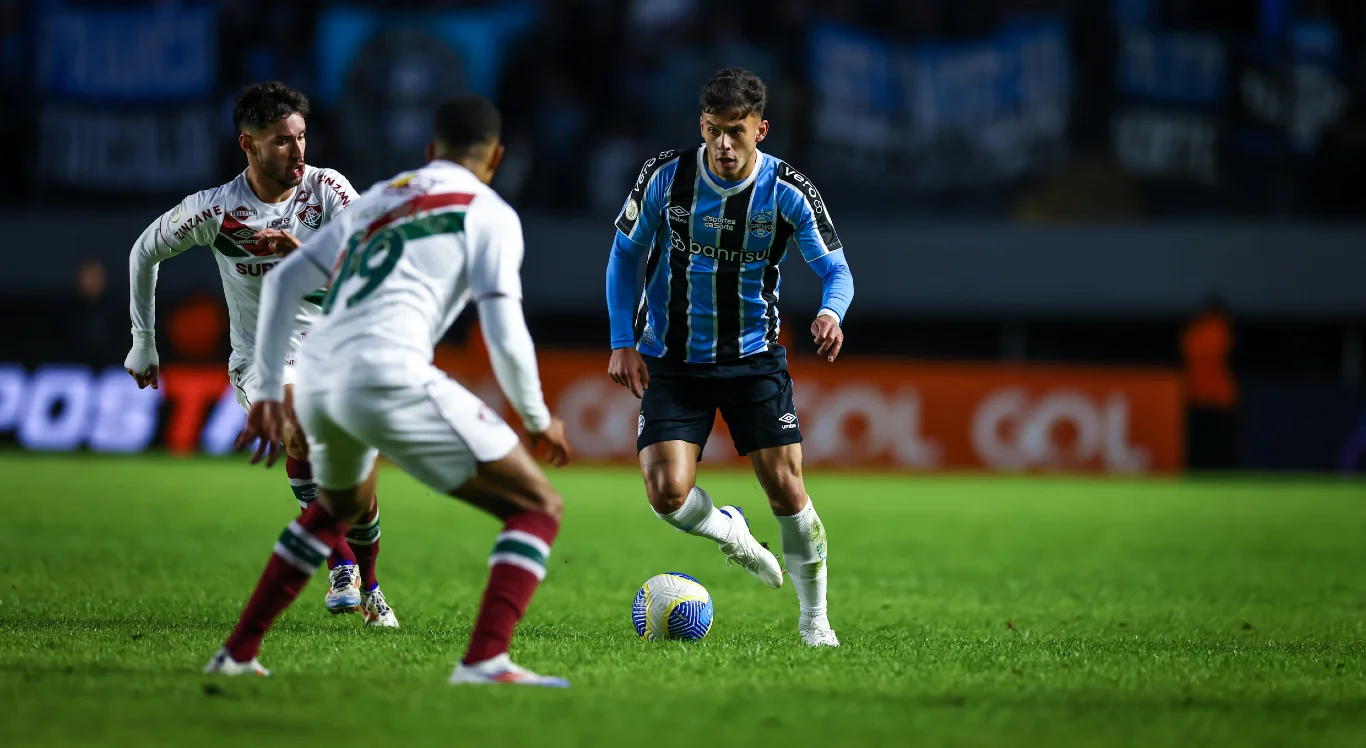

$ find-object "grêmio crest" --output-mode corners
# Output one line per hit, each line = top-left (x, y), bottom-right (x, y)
(748, 209), (774, 239)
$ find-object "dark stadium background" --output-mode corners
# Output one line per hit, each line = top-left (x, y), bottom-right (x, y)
(0, 0), (1364, 473)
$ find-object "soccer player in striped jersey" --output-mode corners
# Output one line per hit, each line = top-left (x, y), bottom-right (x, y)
(123, 82), (396, 626)
(606, 68), (853, 647)
(206, 96), (573, 686)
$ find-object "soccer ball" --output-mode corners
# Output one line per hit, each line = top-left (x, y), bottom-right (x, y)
(632, 572), (714, 641)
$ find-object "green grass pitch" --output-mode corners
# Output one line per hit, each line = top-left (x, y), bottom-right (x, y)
(2, 453), (1364, 747)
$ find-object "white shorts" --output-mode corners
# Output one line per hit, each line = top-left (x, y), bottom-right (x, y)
(294, 364), (520, 492)
(230, 363), (297, 412)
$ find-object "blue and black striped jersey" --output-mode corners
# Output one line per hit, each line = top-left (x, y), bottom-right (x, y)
(609, 145), (851, 364)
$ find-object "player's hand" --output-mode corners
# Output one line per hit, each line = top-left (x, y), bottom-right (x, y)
(254, 228), (302, 258)
(235, 400), (285, 467)
(529, 417), (572, 468)
(124, 333), (160, 389)
(811, 314), (844, 362)
(608, 347), (650, 399)
(125, 364), (160, 390)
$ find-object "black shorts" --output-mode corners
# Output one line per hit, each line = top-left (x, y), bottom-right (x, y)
(637, 347), (803, 457)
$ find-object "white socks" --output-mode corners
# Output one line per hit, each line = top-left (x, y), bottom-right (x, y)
(775, 498), (827, 620)
(656, 486), (733, 544)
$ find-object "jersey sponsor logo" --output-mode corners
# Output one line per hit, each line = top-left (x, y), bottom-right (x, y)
(669, 229), (771, 263)
(702, 216), (736, 231)
(668, 205), (690, 223)
(319, 175), (351, 207)
(781, 165), (826, 214)
(748, 210), (774, 238)
(234, 261), (278, 277)
(172, 205), (223, 242)
(624, 199), (639, 221)
(297, 203), (323, 231)
(268, 217), (291, 230)
(229, 205), (257, 220)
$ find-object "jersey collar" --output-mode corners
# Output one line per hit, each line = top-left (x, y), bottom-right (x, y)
(696, 146), (763, 197)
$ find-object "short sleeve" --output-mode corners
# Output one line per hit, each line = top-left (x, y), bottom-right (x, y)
(774, 162), (843, 264)
(155, 188), (221, 254)
(614, 150), (680, 244)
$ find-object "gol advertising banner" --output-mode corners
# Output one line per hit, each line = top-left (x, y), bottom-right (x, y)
(0, 351), (1181, 473)
(434, 344), (1182, 474)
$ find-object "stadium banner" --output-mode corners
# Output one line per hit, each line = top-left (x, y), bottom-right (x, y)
(34, 0), (217, 102)
(807, 18), (1070, 188)
(0, 353), (1182, 474)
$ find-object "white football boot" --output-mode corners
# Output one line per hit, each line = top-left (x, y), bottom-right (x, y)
(449, 653), (570, 688)
(203, 647), (270, 676)
(799, 616), (840, 648)
(324, 562), (362, 614)
(718, 506), (784, 589)
(361, 585), (399, 628)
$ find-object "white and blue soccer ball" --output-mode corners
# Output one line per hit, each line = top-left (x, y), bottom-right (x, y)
(632, 572), (714, 641)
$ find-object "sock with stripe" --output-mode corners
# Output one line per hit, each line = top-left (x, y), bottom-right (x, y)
(656, 486), (733, 544)
(286, 456), (356, 569)
(223, 502), (349, 662)
(463, 510), (559, 665)
(346, 499), (381, 589)
(775, 497), (828, 620)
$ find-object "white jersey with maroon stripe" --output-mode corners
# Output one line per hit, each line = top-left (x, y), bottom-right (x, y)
(291, 159), (525, 392)
(130, 166), (356, 372)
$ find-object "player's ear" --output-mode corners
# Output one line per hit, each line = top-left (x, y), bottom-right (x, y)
(756, 119), (769, 144)
(486, 143), (505, 181)
(238, 131), (253, 156)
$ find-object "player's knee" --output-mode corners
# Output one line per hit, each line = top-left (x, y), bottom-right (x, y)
(531, 486), (564, 523)
(643, 472), (691, 514)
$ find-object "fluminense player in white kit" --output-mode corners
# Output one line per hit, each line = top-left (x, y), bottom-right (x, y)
(207, 95), (575, 686)
(123, 82), (397, 626)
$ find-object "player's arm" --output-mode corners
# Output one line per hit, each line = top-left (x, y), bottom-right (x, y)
(125, 194), (213, 389)
(606, 153), (674, 396)
(470, 204), (570, 467)
(775, 168), (854, 362)
(235, 216), (349, 466)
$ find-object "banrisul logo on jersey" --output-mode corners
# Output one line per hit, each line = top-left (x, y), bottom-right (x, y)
(297, 203), (324, 230)
(669, 229), (771, 264)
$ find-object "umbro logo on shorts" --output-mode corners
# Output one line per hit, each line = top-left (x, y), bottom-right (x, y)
(779, 412), (798, 430)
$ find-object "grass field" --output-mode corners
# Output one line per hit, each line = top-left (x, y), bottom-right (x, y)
(2, 453), (1364, 747)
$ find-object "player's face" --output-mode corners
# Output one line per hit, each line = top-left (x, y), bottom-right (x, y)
(701, 110), (768, 181)
(242, 113), (307, 190)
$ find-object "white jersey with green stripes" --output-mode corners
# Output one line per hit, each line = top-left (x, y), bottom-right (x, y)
(294, 159), (525, 392)
(134, 166), (356, 372)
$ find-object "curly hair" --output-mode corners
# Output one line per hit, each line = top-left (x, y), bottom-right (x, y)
(699, 67), (767, 118)
(232, 82), (310, 132)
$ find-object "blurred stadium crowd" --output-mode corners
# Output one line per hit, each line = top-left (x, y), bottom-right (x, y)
(2, 0), (1364, 217)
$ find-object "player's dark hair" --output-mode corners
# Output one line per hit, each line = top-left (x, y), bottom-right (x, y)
(232, 82), (310, 132)
(699, 67), (767, 118)
(433, 95), (502, 156)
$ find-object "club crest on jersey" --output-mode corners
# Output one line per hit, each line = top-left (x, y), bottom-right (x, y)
(229, 205), (257, 220)
(749, 210), (774, 239)
(624, 199), (639, 222)
(297, 203), (323, 231)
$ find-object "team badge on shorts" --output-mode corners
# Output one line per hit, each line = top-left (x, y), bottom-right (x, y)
(297, 203), (323, 230)
(748, 210), (774, 239)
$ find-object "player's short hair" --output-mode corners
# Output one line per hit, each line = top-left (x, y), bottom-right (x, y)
(700, 68), (767, 118)
(232, 82), (310, 132)
(433, 95), (502, 155)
